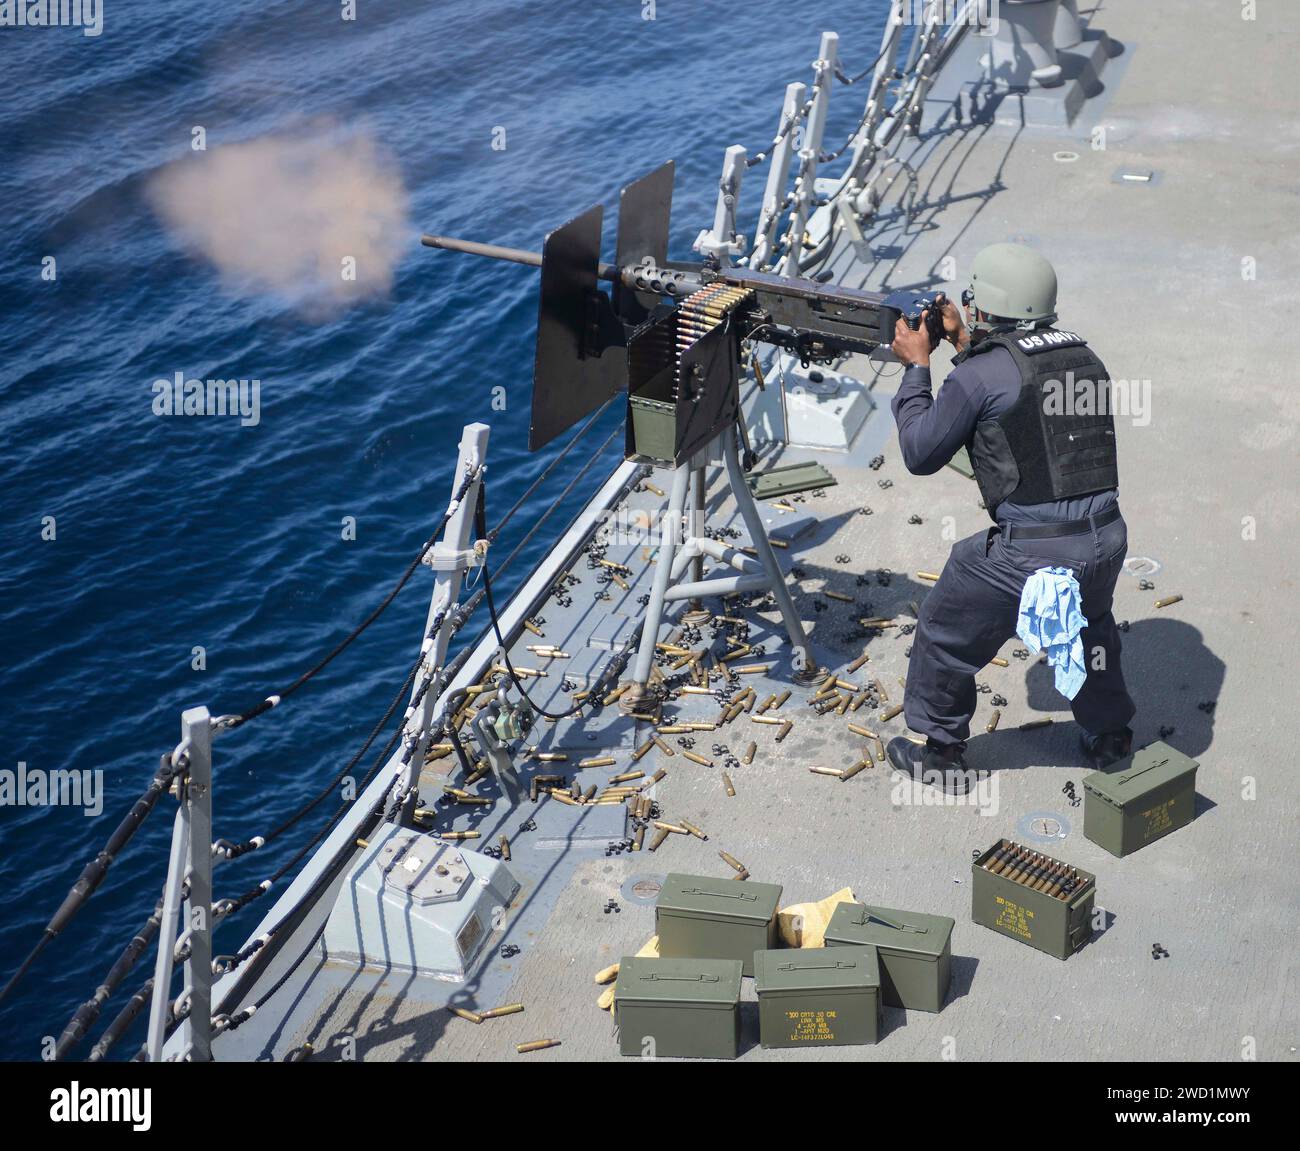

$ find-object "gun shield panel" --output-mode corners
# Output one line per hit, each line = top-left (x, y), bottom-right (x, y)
(824, 902), (954, 1011)
(613, 955), (742, 1059)
(1082, 740), (1199, 857)
(654, 872), (782, 976)
(753, 946), (881, 1048)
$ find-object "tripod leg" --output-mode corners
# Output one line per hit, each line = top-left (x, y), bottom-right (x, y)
(683, 465), (711, 625)
(722, 430), (820, 683)
(621, 462), (691, 714)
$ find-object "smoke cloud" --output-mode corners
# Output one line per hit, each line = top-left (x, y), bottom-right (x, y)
(148, 122), (409, 314)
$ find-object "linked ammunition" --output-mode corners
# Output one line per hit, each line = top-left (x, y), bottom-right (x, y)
(649, 829), (670, 852)
(881, 704), (904, 722)
(719, 850), (746, 873)
(1154, 594), (1183, 609)
(722, 772), (736, 797)
(684, 751), (713, 767)
(480, 1003), (524, 1019)
(448, 1006), (483, 1024)
(516, 1040), (560, 1054)
(742, 741), (756, 764)
(986, 709), (1002, 733)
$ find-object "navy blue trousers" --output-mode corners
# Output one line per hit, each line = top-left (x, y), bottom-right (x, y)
(903, 512), (1137, 747)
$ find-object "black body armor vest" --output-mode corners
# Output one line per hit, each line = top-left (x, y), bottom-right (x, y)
(962, 327), (1118, 518)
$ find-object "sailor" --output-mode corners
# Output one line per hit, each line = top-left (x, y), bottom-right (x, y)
(886, 242), (1135, 794)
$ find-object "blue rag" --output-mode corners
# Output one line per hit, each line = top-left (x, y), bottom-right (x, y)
(1016, 566), (1089, 701)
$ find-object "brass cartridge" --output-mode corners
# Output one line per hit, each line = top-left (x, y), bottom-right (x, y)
(881, 704), (904, 722)
(648, 829), (671, 852)
(719, 850), (746, 873)
(986, 709), (1002, 733)
(516, 1040), (560, 1054)
(722, 772), (736, 797)
(742, 741), (757, 764)
(448, 1006), (483, 1024)
(480, 1003), (525, 1020)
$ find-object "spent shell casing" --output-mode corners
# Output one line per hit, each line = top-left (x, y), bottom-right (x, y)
(809, 766), (844, 778)
(633, 824), (645, 851)
(873, 678), (890, 702)
(1019, 717), (1053, 730)
(499, 835), (511, 862)
(750, 714), (783, 726)
(986, 709), (1002, 733)
(989, 656), (1009, 668)
(609, 771), (644, 784)
(579, 756), (617, 769)
(448, 1006), (483, 1025)
(651, 768), (667, 783)
(848, 723), (878, 740)
(440, 831), (480, 841)
(679, 819), (708, 841)
(742, 741), (756, 764)
(872, 737), (885, 761)
(516, 1040), (560, 1054)
(683, 751), (713, 767)
(733, 869), (750, 881)
(776, 720), (793, 742)
(632, 739), (655, 762)
(848, 651), (871, 672)
(719, 850), (746, 873)
(1154, 594), (1183, 609)
(653, 821), (690, 835)
(825, 590), (854, 603)
(772, 690), (791, 710)
(722, 772), (736, 797)
(480, 1003), (525, 1020)
(880, 704), (904, 722)
(916, 571), (940, 582)
(840, 759), (870, 781)
(648, 829), (670, 852)
(657, 725), (691, 734)
(583, 785), (597, 801)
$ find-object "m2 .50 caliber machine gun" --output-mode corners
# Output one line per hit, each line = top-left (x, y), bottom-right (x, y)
(424, 161), (942, 715)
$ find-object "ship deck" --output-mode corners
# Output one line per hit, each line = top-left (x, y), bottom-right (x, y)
(212, 1), (1298, 1062)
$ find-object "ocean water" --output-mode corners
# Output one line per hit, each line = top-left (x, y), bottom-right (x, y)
(0, 0), (889, 1059)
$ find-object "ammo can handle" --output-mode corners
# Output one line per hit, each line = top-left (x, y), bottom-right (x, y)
(641, 973), (720, 984)
(853, 909), (928, 933)
(1117, 757), (1168, 786)
(776, 960), (857, 972)
(681, 887), (758, 903)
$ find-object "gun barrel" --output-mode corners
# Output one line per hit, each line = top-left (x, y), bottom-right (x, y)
(421, 233), (620, 282)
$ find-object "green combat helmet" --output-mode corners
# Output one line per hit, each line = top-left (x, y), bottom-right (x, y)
(968, 242), (1058, 325)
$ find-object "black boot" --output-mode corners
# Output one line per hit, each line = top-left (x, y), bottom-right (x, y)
(886, 737), (984, 796)
(1079, 726), (1134, 769)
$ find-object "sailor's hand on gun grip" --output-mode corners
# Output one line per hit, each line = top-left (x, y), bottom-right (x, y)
(892, 315), (932, 368)
(935, 292), (968, 350)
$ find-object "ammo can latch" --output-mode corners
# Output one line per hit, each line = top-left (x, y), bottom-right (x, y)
(776, 959), (858, 972)
(853, 909), (929, 933)
(682, 887), (759, 904)
(641, 972), (720, 984)
(1117, 757), (1168, 786)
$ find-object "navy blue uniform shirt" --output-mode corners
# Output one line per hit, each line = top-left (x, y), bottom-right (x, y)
(890, 342), (1118, 525)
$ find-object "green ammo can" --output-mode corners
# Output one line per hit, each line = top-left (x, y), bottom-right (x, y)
(613, 956), (743, 1060)
(971, 841), (1095, 960)
(1082, 740), (1199, 857)
(824, 903), (954, 1012)
(655, 873), (782, 977)
(753, 946), (881, 1048)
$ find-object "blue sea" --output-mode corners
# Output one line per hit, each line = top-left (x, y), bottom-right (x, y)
(0, 0), (889, 1059)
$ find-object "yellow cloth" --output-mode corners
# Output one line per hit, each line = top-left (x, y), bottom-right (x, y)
(777, 887), (857, 948)
(597, 934), (660, 1011)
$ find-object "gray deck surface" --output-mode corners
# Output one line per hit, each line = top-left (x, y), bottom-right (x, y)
(217, 2), (1298, 1062)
